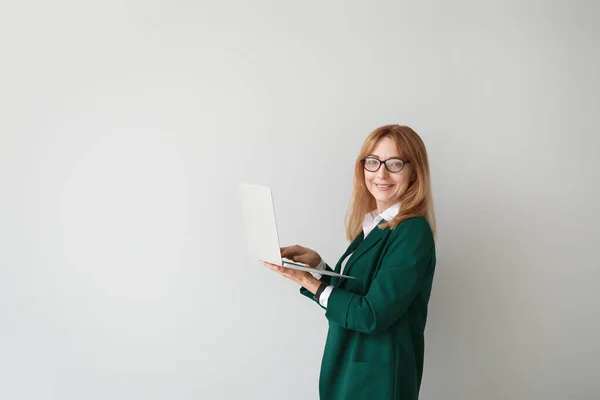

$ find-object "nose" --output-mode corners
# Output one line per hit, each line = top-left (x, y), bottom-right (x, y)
(376, 164), (389, 179)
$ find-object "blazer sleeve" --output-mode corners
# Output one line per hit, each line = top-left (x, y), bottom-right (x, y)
(324, 217), (434, 334)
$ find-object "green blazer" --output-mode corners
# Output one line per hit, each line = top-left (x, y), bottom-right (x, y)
(299, 216), (436, 400)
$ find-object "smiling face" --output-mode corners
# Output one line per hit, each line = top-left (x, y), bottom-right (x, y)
(364, 136), (414, 214)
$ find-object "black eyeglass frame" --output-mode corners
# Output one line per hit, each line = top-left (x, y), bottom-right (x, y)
(360, 157), (410, 173)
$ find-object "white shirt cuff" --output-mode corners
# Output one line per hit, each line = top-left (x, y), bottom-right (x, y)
(318, 286), (333, 308)
(309, 258), (326, 279)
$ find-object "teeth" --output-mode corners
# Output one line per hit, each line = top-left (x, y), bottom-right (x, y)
(376, 184), (391, 188)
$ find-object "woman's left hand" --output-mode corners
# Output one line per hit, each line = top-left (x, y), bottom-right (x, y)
(260, 260), (320, 293)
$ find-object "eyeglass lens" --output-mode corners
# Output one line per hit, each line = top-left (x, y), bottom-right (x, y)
(363, 158), (405, 172)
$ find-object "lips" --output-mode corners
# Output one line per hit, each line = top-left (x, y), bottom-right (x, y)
(375, 183), (393, 189)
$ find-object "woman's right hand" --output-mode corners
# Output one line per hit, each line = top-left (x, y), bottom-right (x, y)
(280, 245), (322, 268)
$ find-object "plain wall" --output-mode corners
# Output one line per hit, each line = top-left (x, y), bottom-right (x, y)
(1, 1), (599, 399)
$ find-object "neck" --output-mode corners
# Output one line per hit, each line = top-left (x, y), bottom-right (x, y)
(376, 199), (400, 215)
(376, 202), (392, 215)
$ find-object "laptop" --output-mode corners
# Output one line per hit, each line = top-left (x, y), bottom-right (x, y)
(238, 183), (354, 279)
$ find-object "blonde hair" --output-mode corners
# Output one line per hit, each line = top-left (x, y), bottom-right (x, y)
(344, 125), (436, 241)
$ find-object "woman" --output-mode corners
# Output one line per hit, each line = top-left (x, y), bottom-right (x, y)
(261, 124), (436, 400)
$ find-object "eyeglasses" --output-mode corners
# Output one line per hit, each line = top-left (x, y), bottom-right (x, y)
(360, 157), (410, 173)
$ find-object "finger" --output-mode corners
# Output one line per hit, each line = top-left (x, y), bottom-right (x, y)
(281, 245), (301, 259)
(264, 260), (281, 267)
(281, 248), (293, 259)
(293, 255), (308, 264)
(262, 260), (277, 269)
(266, 261), (288, 274)
(261, 260), (282, 273)
(281, 245), (292, 255)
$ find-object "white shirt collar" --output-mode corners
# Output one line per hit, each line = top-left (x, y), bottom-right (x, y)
(362, 201), (401, 238)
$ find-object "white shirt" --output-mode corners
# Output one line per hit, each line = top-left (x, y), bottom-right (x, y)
(313, 201), (401, 308)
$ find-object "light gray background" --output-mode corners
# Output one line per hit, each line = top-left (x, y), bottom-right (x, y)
(1, 1), (599, 399)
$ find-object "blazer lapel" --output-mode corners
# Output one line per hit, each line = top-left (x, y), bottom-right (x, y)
(341, 219), (388, 279)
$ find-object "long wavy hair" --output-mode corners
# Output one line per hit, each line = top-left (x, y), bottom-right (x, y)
(344, 125), (436, 241)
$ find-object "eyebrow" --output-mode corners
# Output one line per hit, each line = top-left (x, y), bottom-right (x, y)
(367, 154), (404, 159)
